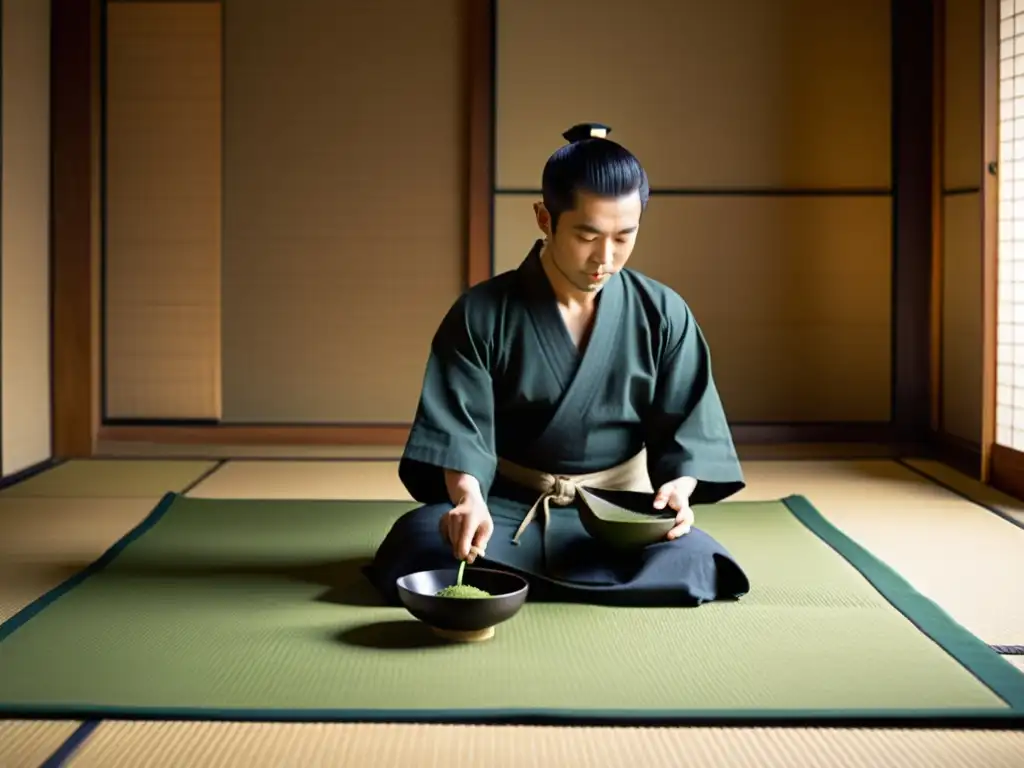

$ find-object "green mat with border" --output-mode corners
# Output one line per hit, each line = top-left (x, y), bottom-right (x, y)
(1, 493), (1023, 727)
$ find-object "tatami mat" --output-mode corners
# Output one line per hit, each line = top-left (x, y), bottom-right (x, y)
(186, 459), (412, 500)
(0, 460), (218, 498)
(0, 497), (162, 622)
(65, 721), (1024, 768)
(731, 460), (1024, 647)
(0, 720), (82, 768)
(903, 458), (1024, 527)
(183, 457), (1024, 647)
(734, 460), (958, 504)
(3, 456), (1024, 768)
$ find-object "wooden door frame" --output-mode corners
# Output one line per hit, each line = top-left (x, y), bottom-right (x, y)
(982, 0), (1024, 501)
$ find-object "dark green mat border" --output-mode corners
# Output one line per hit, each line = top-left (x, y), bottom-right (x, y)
(781, 495), (1024, 713)
(1, 492), (1023, 728)
(0, 491), (177, 644)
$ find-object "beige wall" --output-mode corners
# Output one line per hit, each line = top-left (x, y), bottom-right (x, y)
(219, 0), (463, 424)
(941, 0), (984, 445)
(496, 0), (892, 423)
(103, 0), (465, 425)
(1, 0), (52, 475)
(101, 0), (907, 427)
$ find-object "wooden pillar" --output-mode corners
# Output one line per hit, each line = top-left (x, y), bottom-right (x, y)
(891, 0), (936, 443)
(463, 0), (494, 288)
(51, 0), (102, 457)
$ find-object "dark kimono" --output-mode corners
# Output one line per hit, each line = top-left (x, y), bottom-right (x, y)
(366, 241), (750, 606)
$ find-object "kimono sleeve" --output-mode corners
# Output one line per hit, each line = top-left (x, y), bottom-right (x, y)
(644, 298), (745, 505)
(398, 293), (497, 504)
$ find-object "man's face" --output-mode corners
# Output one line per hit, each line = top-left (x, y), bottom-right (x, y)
(534, 190), (643, 293)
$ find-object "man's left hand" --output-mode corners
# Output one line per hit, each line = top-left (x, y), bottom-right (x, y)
(653, 476), (698, 540)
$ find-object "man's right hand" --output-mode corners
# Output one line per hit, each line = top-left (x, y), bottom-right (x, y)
(439, 493), (493, 564)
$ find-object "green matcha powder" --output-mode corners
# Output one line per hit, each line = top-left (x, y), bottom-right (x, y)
(436, 560), (492, 599)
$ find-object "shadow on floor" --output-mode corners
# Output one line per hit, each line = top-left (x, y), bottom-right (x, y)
(27, 556), (387, 607)
(335, 620), (448, 649)
(23, 558), (479, 650)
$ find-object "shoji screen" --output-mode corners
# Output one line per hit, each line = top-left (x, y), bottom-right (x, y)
(997, 0), (1024, 450)
(104, 1), (223, 419)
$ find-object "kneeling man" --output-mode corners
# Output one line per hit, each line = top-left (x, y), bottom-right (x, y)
(366, 123), (749, 607)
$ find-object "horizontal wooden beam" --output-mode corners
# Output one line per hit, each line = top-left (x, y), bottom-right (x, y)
(98, 424), (410, 446)
(731, 422), (895, 444)
(97, 421), (899, 448)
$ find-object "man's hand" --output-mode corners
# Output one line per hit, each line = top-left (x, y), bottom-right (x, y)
(439, 492), (493, 563)
(653, 476), (698, 540)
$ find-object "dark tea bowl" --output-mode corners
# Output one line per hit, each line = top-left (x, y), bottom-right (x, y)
(576, 486), (676, 549)
(395, 567), (529, 643)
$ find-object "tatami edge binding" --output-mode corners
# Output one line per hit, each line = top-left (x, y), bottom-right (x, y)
(0, 457), (63, 491)
(0, 492), (179, 644)
(892, 458), (1024, 533)
(1, 706), (1023, 729)
(179, 459), (228, 495)
(38, 720), (100, 768)
(991, 646), (1024, 655)
(782, 494), (1024, 711)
